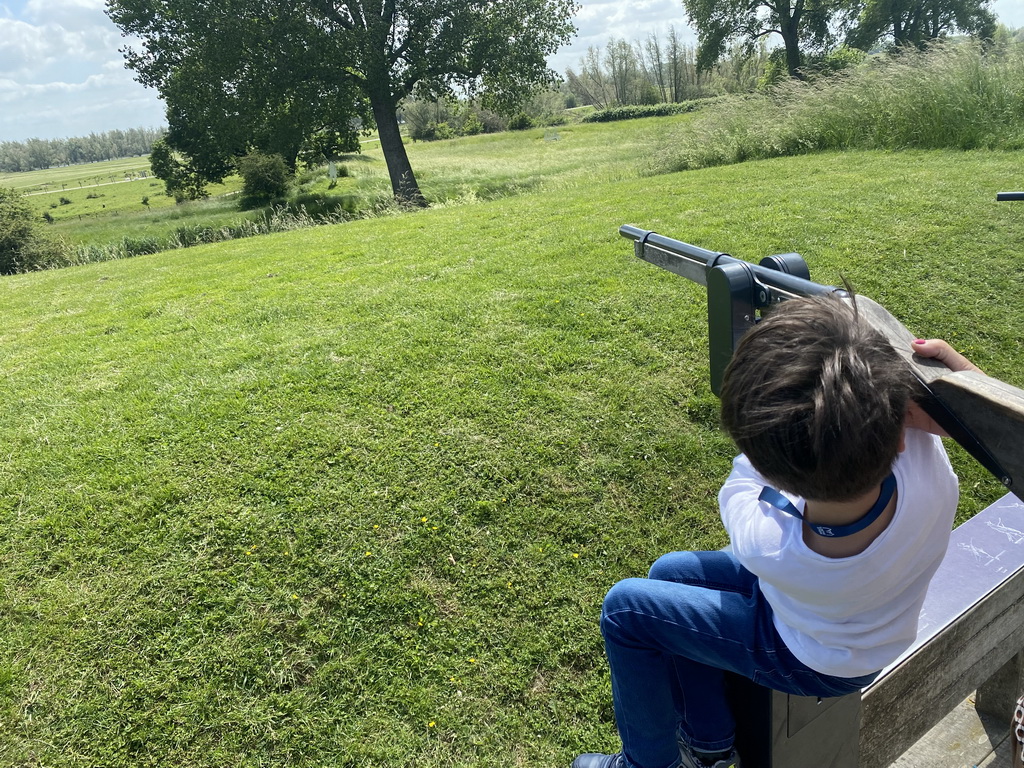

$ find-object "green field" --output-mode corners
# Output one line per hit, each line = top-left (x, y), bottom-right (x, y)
(2, 116), (1023, 766)
(10, 118), (686, 249)
(0, 157), (153, 194)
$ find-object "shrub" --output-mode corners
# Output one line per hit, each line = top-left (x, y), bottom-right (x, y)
(507, 113), (534, 130)
(431, 121), (457, 140)
(237, 151), (291, 209)
(1, 187), (54, 273)
(461, 111), (485, 136)
(403, 98), (459, 141)
(59, 196), (72, 205)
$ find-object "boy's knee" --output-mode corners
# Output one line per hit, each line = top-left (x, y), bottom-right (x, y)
(601, 577), (651, 619)
(648, 550), (700, 581)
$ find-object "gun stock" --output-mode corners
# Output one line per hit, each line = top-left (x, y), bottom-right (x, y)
(622, 225), (1024, 497)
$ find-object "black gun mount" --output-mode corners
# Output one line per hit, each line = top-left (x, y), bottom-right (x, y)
(619, 224), (843, 395)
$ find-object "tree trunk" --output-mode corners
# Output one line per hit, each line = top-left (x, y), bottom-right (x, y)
(369, 91), (427, 207)
(778, 3), (805, 79)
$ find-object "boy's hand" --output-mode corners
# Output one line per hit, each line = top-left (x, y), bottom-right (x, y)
(911, 339), (983, 374)
(905, 339), (985, 437)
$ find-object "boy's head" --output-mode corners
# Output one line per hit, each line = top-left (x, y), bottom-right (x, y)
(719, 294), (915, 502)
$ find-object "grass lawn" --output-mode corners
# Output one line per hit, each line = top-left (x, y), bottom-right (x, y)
(1, 141), (1023, 766)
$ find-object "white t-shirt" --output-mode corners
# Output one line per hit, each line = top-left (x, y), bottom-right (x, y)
(719, 428), (958, 678)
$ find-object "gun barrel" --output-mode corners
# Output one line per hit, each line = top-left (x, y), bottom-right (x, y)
(997, 192), (1024, 201)
(619, 225), (838, 301)
(619, 224), (727, 263)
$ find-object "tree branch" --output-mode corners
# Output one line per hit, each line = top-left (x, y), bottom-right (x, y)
(311, 0), (357, 29)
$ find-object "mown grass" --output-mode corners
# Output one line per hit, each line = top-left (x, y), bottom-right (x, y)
(2, 142), (1022, 766)
(651, 41), (1024, 173)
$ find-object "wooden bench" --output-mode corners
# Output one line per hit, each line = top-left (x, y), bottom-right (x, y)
(727, 491), (1024, 768)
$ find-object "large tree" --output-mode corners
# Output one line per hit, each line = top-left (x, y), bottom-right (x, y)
(681, 0), (846, 78)
(107, 0), (577, 205)
(846, 0), (996, 50)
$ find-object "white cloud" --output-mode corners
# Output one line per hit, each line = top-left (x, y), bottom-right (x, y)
(0, 0), (162, 141)
(550, 0), (697, 72)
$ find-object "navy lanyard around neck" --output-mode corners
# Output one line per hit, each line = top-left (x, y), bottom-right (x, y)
(757, 473), (897, 538)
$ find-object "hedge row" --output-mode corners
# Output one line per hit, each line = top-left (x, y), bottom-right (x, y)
(581, 99), (721, 123)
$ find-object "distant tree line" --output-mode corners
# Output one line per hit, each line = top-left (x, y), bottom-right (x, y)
(564, 15), (1019, 110)
(0, 127), (164, 173)
(564, 30), (777, 109)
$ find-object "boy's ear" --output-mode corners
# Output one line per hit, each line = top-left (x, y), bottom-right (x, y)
(898, 427), (907, 454)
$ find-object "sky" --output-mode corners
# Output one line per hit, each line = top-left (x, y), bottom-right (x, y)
(1, 0), (1024, 144)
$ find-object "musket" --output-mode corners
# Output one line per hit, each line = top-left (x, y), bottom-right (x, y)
(620, 224), (1024, 498)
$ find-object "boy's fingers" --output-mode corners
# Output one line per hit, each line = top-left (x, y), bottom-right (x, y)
(911, 339), (983, 374)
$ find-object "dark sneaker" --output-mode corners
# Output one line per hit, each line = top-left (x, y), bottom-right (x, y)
(571, 753), (626, 768)
(678, 744), (741, 768)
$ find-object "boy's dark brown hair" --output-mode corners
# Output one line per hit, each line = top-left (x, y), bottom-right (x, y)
(719, 294), (915, 501)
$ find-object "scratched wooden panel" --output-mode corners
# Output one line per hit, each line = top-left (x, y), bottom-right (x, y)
(860, 493), (1024, 768)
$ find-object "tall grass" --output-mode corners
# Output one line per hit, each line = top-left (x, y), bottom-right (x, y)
(651, 41), (1024, 173)
(34, 204), (362, 271)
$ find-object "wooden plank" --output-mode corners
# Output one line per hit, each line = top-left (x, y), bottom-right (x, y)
(889, 693), (1007, 768)
(931, 371), (1024, 495)
(860, 568), (1024, 768)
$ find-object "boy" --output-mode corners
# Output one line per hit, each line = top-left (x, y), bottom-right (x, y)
(573, 295), (959, 768)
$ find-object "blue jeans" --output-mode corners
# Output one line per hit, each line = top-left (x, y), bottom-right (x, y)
(600, 551), (878, 768)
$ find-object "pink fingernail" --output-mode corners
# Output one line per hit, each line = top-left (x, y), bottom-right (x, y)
(913, 339), (926, 345)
